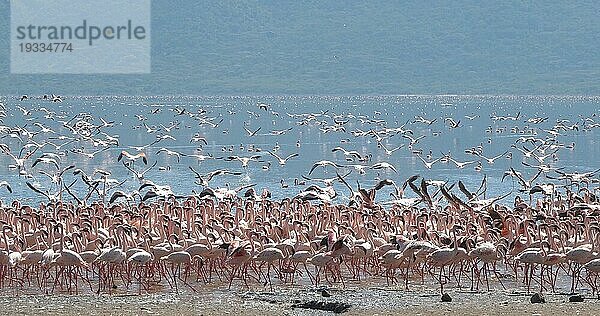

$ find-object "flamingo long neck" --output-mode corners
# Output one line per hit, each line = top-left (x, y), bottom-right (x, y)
(273, 228), (281, 243)
(166, 234), (174, 251)
(3, 230), (9, 253)
(575, 224), (584, 246)
(185, 207), (193, 234)
(121, 228), (128, 251)
(249, 235), (255, 255)
(178, 207), (184, 241)
(452, 228), (458, 250)
(59, 223), (64, 251)
(144, 237), (151, 253)
(505, 218), (514, 242)
(524, 221), (532, 246)
(34, 234), (43, 250)
(147, 207), (153, 236)
(417, 224), (425, 241)
(282, 218), (290, 238)
(234, 205), (241, 228)
(45, 221), (53, 249)
(19, 221), (25, 243)
(480, 217), (490, 242)
(585, 219), (593, 245)
(159, 218), (166, 242)
(73, 234), (82, 252)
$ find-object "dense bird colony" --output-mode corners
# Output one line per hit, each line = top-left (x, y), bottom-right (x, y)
(0, 96), (598, 296)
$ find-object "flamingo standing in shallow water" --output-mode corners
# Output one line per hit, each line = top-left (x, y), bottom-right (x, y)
(254, 247), (284, 290)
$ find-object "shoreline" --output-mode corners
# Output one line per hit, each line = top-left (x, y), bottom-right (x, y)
(2, 286), (599, 316)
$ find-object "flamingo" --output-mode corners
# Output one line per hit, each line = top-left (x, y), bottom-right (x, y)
(127, 250), (153, 294)
(584, 258), (600, 295)
(117, 150), (148, 165)
(566, 244), (595, 293)
(426, 225), (463, 294)
(469, 242), (506, 291)
(49, 223), (89, 294)
(161, 251), (193, 293)
(307, 252), (334, 286)
(515, 247), (546, 293)
(289, 250), (314, 284)
(254, 247), (284, 290)
(226, 233), (255, 289)
(94, 227), (127, 293)
(379, 249), (410, 286)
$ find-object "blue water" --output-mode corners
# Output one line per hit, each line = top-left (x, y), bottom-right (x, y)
(2, 3), (600, 95)
(0, 95), (599, 205)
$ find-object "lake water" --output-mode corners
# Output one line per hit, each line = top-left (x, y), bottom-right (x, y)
(0, 95), (599, 206)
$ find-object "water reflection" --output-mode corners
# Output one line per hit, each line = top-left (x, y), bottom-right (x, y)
(0, 95), (598, 205)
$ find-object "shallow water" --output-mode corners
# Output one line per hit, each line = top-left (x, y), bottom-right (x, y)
(2, 268), (599, 316)
(0, 95), (599, 205)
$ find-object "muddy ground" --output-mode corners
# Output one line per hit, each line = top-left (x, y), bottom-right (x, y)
(1, 283), (599, 316)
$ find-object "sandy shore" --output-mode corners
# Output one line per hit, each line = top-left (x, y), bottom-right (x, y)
(2, 285), (599, 316)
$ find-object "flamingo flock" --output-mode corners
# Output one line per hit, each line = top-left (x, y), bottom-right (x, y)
(0, 182), (597, 295)
(0, 95), (598, 297)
